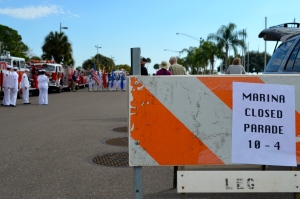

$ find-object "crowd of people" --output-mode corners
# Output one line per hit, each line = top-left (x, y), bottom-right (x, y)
(1, 56), (246, 107)
(2, 67), (49, 107)
(132, 56), (245, 76)
(86, 68), (127, 92)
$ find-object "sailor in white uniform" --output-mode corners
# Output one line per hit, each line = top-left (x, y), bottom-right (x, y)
(21, 69), (31, 104)
(8, 67), (19, 107)
(120, 69), (127, 91)
(88, 75), (93, 91)
(2, 65), (12, 106)
(37, 69), (49, 105)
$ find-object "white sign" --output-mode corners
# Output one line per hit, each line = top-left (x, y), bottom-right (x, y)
(177, 171), (300, 193)
(232, 82), (296, 166)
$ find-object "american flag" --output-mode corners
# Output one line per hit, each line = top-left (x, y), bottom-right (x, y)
(92, 69), (99, 85)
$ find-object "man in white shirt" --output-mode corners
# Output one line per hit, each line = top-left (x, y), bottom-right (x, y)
(21, 69), (31, 104)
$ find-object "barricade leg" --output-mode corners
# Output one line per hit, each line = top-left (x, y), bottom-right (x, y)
(291, 167), (300, 199)
(134, 166), (143, 199)
(173, 166), (178, 188)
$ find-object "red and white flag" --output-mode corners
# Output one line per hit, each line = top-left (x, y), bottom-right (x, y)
(92, 70), (99, 84)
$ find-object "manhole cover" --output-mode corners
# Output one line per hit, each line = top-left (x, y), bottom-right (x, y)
(91, 152), (129, 167)
(102, 137), (128, 147)
(111, 126), (128, 133)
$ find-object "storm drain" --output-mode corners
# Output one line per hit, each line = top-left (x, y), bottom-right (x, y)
(110, 126), (128, 133)
(91, 152), (129, 167)
(102, 137), (128, 147)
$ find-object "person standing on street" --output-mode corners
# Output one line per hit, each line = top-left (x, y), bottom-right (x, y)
(72, 71), (77, 92)
(169, 56), (186, 75)
(156, 61), (172, 75)
(2, 65), (12, 106)
(21, 69), (31, 104)
(129, 56), (149, 76)
(119, 69), (127, 91)
(226, 57), (246, 74)
(8, 67), (19, 107)
(37, 69), (49, 105)
(88, 75), (93, 92)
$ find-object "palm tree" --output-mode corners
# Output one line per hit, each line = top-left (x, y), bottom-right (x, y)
(207, 23), (246, 71)
(181, 47), (199, 74)
(42, 31), (74, 65)
(200, 40), (223, 74)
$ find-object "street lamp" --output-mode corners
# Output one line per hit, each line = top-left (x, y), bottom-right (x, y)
(176, 33), (202, 42)
(95, 45), (101, 69)
(60, 22), (68, 33)
(110, 55), (115, 70)
(176, 33), (203, 75)
(164, 49), (181, 58)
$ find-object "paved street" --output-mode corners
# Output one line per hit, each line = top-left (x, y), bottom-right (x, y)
(0, 88), (295, 199)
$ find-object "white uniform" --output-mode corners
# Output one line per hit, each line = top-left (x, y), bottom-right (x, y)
(108, 73), (113, 91)
(37, 73), (49, 105)
(114, 70), (120, 91)
(120, 70), (126, 91)
(2, 69), (11, 106)
(20, 72), (30, 103)
(88, 76), (93, 91)
(112, 71), (117, 91)
(8, 70), (19, 106)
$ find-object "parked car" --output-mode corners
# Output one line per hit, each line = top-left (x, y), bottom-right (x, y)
(258, 22), (300, 74)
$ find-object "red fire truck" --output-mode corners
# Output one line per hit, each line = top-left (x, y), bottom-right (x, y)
(28, 60), (86, 94)
(0, 52), (27, 98)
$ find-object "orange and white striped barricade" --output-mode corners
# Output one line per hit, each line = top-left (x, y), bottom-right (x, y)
(128, 75), (300, 194)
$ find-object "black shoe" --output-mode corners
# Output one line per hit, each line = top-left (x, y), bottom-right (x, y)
(10, 104), (16, 107)
(23, 102), (31, 104)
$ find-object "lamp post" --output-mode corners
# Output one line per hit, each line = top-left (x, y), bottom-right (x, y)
(176, 33), (202, 43)
(110, 55), (115, 70)
(176, 33), (203, 75)
(60, 22), (68, 33)
(164, 49), (181, 58)
(95, 45), (101, 69)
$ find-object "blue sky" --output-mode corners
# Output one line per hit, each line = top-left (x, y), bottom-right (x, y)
(0, 0), (299, 74)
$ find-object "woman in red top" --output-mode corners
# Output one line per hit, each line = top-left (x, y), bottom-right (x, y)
(156, 61), (172, 75)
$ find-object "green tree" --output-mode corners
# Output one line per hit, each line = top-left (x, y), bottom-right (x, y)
(41, 31), (74, 66)
(207, 23), (246, 71)
(146, 57), (151, 71)
(153, 63), (159, 71)
(181, 47), (199, 74)
(30, 56), (41, 60)
(0, 24), (29, 58)
(83, 54), (115, 72)
(200, 40), (223, 74)
(247, 51), (271, 73)
(116, 64), (130, 73)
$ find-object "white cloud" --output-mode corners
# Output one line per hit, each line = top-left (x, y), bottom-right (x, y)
(0, 5), (78, 19)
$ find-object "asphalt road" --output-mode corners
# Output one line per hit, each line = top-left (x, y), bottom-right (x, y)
(0, 88), (295, 199)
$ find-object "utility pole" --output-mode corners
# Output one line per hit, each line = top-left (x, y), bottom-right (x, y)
(264, 17), (267, 69)
(60, 22), (68, 33)
(95, 45), (101, 69)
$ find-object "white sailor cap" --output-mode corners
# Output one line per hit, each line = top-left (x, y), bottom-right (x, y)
(13, 67), (18, 70)
(6, 65), (12, 69)
(25, 69), (30, 72)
